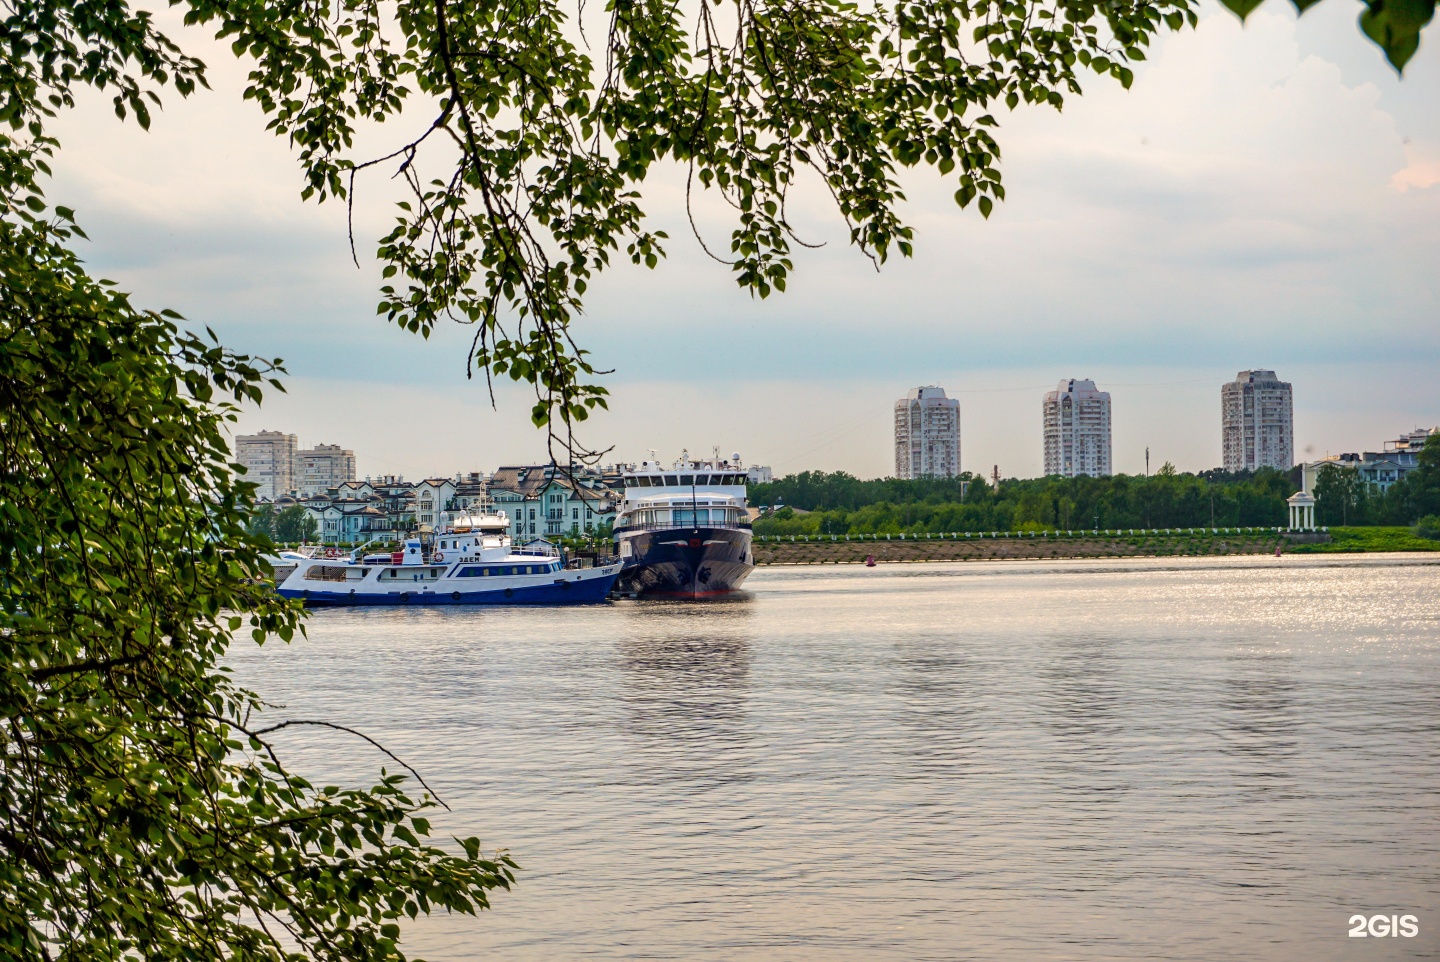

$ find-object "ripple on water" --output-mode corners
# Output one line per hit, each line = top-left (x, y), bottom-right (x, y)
(225, 555), (1440, 961)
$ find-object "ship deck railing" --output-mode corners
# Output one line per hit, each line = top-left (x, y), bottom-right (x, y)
(612, 521), (753, 535)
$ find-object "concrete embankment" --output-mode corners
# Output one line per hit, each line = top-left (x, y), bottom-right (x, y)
(753, 530), (1291, 565)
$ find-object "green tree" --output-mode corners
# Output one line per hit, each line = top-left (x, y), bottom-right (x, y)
(1410, 433), (1440, 518)
(0, 220), (515, 957)
(275, 504), (319, 543)
(2, 1), (1429, 956)
(248, 502), (277, 540)
(1314, 463), (1363, 526)
(14, 0), (1425, 454)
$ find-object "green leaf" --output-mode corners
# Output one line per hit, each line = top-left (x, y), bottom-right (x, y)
(1219, 0), (1266, 19)
(1360, 0), (1435, 70)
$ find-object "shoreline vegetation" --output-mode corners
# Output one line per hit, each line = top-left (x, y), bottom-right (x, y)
(753, 527), (1437, 565)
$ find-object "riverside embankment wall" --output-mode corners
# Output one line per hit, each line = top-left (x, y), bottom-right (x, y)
(753, 529), (1294, 565)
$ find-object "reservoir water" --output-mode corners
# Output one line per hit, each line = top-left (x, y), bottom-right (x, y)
(228, 554), (1440, 960)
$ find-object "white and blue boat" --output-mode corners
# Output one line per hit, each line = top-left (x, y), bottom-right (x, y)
(274, 508), (621, 606)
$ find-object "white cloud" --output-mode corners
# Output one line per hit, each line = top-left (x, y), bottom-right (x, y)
(45, 1), (1440, 479)
(1392, 143), (1440, 191)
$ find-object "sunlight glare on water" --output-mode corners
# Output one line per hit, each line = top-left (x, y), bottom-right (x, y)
(227, 554), (1440, 961)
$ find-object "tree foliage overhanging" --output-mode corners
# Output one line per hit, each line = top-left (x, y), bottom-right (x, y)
(0, 224), (516, 958)
(0, 0), (1431, 956)
(9, 0), (1425, 448)
(751, 448), (1440, 535)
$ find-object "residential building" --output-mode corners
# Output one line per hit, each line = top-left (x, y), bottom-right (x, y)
(1386, 426), (1439, 459)
(1221, 370), (1293, 472)
(487, 464), (616, 539)
(746, 465), (773, 485)
(234, 430), (297, 499)
(1042, 378), (1113, 477)
(450, 472), (490, 513)
(1300, 426), (1439, 495)
(303, 498), (388, 546)
(295, 443), (357, 496)
(365, 476), (419, 534)
(335, 480), (374, 500)
(412, 478), (457, 529)
(894, 386), (960, 479)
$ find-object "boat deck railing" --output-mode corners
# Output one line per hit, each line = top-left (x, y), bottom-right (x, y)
(612, 521), (753, 535)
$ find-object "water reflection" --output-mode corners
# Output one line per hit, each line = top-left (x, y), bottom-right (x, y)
(615, 598), (756, 790)
(887, 643), (988, 780)
(1220, 650), (1299, 793)
(221, 557), (1440, 962)
(1040, 636), (1125, 741)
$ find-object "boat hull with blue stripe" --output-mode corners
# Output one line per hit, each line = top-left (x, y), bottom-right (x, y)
(274, 511), (620, 607)
(278, 567), (617, 607)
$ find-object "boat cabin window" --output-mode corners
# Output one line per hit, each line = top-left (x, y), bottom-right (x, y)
(455, 563), (558, 577)
(378, 566), (444, 582)
(307, 565), (367, 582)
(664, 475), (680, 486)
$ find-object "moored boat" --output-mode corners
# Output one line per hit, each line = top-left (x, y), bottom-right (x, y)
(275, 508), (621, 606)
(613, 451), (755, 597)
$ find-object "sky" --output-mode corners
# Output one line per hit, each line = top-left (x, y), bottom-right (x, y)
(48, 0), (1440, 480)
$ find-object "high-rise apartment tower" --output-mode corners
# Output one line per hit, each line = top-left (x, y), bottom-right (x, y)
(894, 386), (960, 479)
(1221, 370), (1293, 472)
(295, 443), (358, 496)
(1043, 378), (1113, 477)
(234, 430), (298, 499)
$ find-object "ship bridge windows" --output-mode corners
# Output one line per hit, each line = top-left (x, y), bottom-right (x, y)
(677, 508), (740, 524)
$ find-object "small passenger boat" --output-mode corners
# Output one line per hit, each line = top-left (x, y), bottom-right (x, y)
(274, 508), (621, 606)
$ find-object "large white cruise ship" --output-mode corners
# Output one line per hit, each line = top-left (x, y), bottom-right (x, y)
(612, 451), (755, 597)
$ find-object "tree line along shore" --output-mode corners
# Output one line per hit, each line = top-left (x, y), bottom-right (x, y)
(752, 527), (1438, 565)
(748, 447), (1440, 542)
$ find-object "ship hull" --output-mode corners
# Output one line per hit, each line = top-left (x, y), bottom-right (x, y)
(615, 525), (754, 597)
(276, 565), (620, 607)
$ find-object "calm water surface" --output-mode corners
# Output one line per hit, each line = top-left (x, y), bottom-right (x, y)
(228, 554), (1440, 961)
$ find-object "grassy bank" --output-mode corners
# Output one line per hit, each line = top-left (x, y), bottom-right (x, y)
(1285, 527), (1440, 553)
(754, 529), (1286, 565)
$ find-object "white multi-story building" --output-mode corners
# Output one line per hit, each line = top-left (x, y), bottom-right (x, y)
(486, 465), (616, 540)
(746, 465), (773, 485)
(894, 386), (961, 479)
(1222, 370), (1293, 472)
(1043, 379), (1112, 477)
(235, 430), (297, 499)
(295, 443), (357, 496)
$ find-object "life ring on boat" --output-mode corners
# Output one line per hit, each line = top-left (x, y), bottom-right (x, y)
(434, 551), (445, 562)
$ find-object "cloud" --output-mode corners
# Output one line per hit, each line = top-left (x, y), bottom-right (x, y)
(42, 0), (1440, 479)
(1392, 143), (1440, 191)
